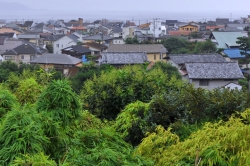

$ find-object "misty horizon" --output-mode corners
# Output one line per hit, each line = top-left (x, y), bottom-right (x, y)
(0, 0), (249, 23)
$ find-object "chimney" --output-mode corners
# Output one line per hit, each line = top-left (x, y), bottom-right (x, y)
(79, 18), (83, 26)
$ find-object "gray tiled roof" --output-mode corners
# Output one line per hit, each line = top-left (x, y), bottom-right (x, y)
(62, 45), (91, 54)
(83, 35), (113, 41)
(108, 44), (167, 53)
(68, 34), (80, 43)
(0, 33), (15, 38)
(169, 53), (226, 64)
(186, 62), (244, 79)
(101, 52), (148, 64)
(30, 54), (82, 65)
(0, 36), (7, 45)
(166, 20), (178, 25)
(23, 21), (33, 27)
(216, 18), (229, 25)
(44, 34), (65, 41)
(2, 43), (47, 55)
(112, 28), (122, 33)
(18, 34), (40, 39)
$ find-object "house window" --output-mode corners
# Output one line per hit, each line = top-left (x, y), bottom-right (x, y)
(62, 44), (63, 48)
(5, 56), (15, 60)
(56, 44), (59, 48)
(30, 55), (35, 60)
(159, 54), (161, 60)
(154, 55), (156, 60)
(21, 55), (24, 59)
(199, 79), (209, 86)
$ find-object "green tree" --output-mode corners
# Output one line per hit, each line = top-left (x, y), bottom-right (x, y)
(150, 61), (182, 79)
(135, 109), (250, 166)
(162, 37), (189, 54)
(65, 111), (153, 165)
(193, 39), (217, 53)
(0, 61), (18, 82)
(124, 36), (139, 44)
(15, 78), (42, 105)
(190, 31), (201, 38)
(12, 152), (57, 166)
(114, 101), (150, 146)
(46, 44), (53, 53)
(80, 65), (184, 119)
(236, 37), (250, 68)
(0, 85), (18, 118)
(70, 63), (113, 93)
(37, 79), (81, 128)
(0, 106), (49, 165)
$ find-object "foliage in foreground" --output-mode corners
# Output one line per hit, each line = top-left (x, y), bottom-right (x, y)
(81, 65), (183, 119)
(0, 106), (49, 165)
(135, 109), (250, 166)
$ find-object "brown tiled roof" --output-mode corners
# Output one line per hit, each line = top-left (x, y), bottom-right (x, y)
(82, 42), (108, 50)
(0, 28), (20, 34)
(168, 30), (191, 36)
(138, 23), (151, 29)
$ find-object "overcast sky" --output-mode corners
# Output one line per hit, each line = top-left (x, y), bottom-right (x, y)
(0, 0), (249, 22)
(1, 0), (250, 12)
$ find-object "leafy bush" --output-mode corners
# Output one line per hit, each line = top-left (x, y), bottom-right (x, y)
(0, 106), (49, 165)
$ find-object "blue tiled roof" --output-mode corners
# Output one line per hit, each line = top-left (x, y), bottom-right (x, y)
(223, 49), (248, 59)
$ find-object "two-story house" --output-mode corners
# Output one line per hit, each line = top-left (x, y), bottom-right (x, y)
(107, 44), (167, 62)
(1, 43), (47, 64)
(44, 34), (78, 54)
(30, 53), (82, 76)
(167, 53), (244, 90)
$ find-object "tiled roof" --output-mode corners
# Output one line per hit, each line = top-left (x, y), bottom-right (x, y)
(138, 23), (151, 29)
(169, 53), (226, 64)
(107, 44), (167, 53)
(0, 33), (15, 38)
(0, 36), (7, 45)
(18, 34), (40, 39)
(166, 20), (178, 25)
(186, 62), (244, 79)
(168, 30), (191, 36)
(23, 21), (33, 27)
(0, 28), (20, 34)
(67, 34), (80, 43)
(2, 43), (47, 55)
(30, 54), (82, 65)
(83, 35), (113, 41)
(44, 34), (65, 41)
(62, 45), (91, 54)
(82, 42), (108, 50)
(100, 52), (148, 64)
(216, 18), (229, 25)
(70, 26), (87, 30)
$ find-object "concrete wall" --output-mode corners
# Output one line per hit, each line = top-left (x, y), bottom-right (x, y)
(190, 79), (238, 90)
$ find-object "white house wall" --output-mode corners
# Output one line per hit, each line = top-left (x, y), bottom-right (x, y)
(53, 36), (77, 54)
(191, 79), (239, 90)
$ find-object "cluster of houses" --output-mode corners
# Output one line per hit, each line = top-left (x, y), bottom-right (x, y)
(0, 16), (249, 90)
